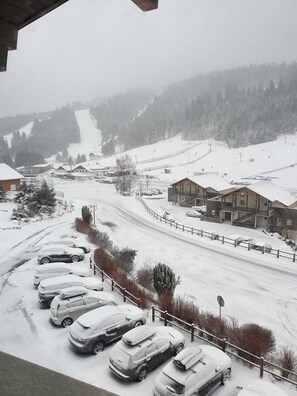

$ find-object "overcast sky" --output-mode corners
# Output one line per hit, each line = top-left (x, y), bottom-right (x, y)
(1, 0), (297, 117)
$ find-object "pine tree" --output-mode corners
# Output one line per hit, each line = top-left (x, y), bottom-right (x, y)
(153, 263), (180, 295)
(81, 205), (92, 224)
(28, 181), (56, 215)
(0, 184), (6, 202)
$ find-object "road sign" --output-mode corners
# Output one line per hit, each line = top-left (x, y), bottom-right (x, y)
(217, 295), (225, 307)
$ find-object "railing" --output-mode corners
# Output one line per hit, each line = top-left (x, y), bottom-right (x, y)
(137, 197), (296, 263)
(93, 264), (141, 307)
(152, 306), (297, 385)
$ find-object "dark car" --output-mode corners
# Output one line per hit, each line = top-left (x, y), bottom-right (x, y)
(109, 325), (185, 382)
(37, 246), (84, 264)
(68, 305), (146, 355)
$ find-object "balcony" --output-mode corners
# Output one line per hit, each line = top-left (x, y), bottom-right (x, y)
(220, 204), (269, 216)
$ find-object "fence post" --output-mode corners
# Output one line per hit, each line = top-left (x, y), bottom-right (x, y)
(152, 306), (155, 322)
(123, 288), (126, 303)
(248, 242), (251, 251)
(101, 270), (104, 282)
(164, 311), (168, 326)
(137, 298), (141, 308)
(191, 324), (195, 342)
(277, 249), (280, 258)
(262, 246), (265, 254)
(175, 222), (177, 229)
(293, 253), (296, 263)
(111, 279), (114, 291)
(93, 264), (96, 276)
(222, 338), (226, 352)
(201, 230), (203, 237)
(259, 357), (264, 378)
(191, 227), (193, 235)
(234, 240), (237, 247)
(182, 225), (184, 232)
(222, 236), (224, 244)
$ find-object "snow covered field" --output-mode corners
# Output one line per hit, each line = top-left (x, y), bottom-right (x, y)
(1, 111), (297, 395)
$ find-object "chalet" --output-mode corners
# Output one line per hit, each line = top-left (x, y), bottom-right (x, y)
(207, 181), (297, 232)
(70, 164), (95, 180)
(0, 163), (23, 192)
(169, 175), (231, 207)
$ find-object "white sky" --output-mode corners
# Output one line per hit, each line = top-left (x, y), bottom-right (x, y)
(1, 0), (297, 117)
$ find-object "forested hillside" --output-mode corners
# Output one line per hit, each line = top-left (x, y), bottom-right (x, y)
(92, 63), (297, 151)
(0, 107), (80, 167)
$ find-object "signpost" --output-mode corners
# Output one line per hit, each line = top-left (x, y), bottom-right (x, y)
(217, 295), (225, 322)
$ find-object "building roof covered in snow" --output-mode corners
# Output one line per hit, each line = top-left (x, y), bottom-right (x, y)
(247, 181), (297, 207)
(171, 174), (231, 192)
(0, 163), (23, 181)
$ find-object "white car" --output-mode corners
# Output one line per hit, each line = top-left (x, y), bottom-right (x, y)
(33, 263), (90, 286)
(37, 245), (85, 264)
(237, 379), (288, 396)
(153, 345), (231, 396)
(68, 304), (146, 354)
(186, 209), (201, 218)
(163, 211), (175, 222)
(250, 240), (272, 253)
(38, 274), (103, 307)
(230, 235), (254, 246)
(50, 287), (116, 327)
(109, 325), (185, 381)
(49, 240), (91, 253)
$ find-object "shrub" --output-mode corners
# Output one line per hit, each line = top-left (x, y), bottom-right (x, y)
(81, 205), (92, 224)
(112, 247), (137, 274)
(75, 217), (92, 234)
(136, 263), (154, 292)
(276, 346), (297, 378)
(173, 296), (200, 326)
(88, 229), (113, 251)
(153, 263), (180, 295)
(236, 323), (276, 363)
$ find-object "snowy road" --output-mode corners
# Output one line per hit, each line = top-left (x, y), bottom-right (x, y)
(0, 180), (297, 395)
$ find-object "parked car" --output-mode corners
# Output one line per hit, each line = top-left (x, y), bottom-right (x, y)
(33, 263), (90, 286)
(153, 345), (231, 396)
(230, 235), (254, 246)
(50, 286), (116, 327)
(68, 304), (146, 355)
(250, 240), (272, 253)
(38, 275), (103, 308)
(237, 379), (288, 396)
(163, 211), (175, 222)
(191, 205), (206, 215)
(49, 240), (91, 253)
(186, 209), (201, 218)
(37, 246), (85, 264)
(109, 325), (185, 382)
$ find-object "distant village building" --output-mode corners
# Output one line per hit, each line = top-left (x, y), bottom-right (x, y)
(16, 163), (52, 177)
(89, 151), (103, 161)
(70, 164), (95, 180)
(207, 181), (297, 232)
(0, 163), (23, 192)
(169, 175), (231, 207)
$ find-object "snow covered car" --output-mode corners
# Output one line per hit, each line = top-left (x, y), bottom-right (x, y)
(38, 275), (103, 308)
(37, 246), (84, 264)
(49, 240), (91, 253)
(33, 263), (90, 286)
(68, 304), (146, 355)
(50, 286), (116, 327)
(109, 325), (185, 382)
(186, 209), (201, 218)
(153, 345), (231, 396)
(237, 379), (288, 396)
(191, 205), (206, 215)
(230, 235), (254, 246)
(163, 211), (175, 222)
(250, 240), (272, 253)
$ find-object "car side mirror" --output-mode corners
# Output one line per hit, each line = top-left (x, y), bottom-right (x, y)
(236, 386), (243, 390)
(126, 316), (131, 321)
(215, 365), (220, 372)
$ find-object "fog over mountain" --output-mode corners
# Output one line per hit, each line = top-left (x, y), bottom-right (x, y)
(1, 0), (297, 117)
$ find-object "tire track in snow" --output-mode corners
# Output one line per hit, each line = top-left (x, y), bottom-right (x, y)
(277, 299), (297, 343)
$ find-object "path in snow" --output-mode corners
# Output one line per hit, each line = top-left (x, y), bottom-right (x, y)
(67, 109), (102, 159)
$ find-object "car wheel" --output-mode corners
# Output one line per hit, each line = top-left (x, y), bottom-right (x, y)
(221, 368), (231, 384)
(137, 367), (148, 382)
(71, 255), (79, 262)
(93, 341), (104, 355)
(133, 321), (143, 328)
(175, 343), (184, 355)
(41, 257), (50, 264)
(62, 318), (73, 327)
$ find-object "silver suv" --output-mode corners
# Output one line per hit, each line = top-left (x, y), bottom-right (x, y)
(109, 325), (185, 382)
(50, 286), (116, 327)
(154, 345), (231, 396)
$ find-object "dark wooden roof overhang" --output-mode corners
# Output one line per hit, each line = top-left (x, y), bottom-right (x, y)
(0, 0), (159, 72)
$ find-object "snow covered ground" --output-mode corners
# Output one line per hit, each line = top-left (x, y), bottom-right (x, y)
(1, 111), (297, 395)
(4, 121), (34, 147)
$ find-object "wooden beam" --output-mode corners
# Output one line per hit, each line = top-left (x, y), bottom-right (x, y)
(131, 0), (158, 12)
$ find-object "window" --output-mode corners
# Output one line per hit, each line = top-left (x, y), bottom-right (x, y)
(70, 298), (84, 308)
(146, 342), (157, 357)
(264, 202), (267, 207)
(240, 199), (245, 205)
(286, 219), (292, 226)
(277, 218), (282, 226)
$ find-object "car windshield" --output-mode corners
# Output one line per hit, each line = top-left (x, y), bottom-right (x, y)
(159, 373), (185, 395)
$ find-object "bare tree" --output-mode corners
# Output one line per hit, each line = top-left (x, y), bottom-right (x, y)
(115, 154), (136, 195)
